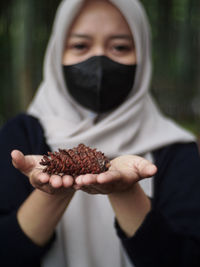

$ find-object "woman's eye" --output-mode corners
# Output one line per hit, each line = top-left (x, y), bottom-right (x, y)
(113, 45), (131, 52)
(71, 43), (88, 50)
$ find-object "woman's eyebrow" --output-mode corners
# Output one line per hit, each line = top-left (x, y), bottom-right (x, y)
(69, 34), (132, 40)
(69, 33), (91, 39)
(109, 34), (133, 40)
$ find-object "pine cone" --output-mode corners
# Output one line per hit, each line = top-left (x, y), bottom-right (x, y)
(40, 143), (110, 177)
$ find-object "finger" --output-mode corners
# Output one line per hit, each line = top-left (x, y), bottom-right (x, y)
(38, 172), (50, 184)
(29, 168), (48, 187)
(97, 170), (121, 184)
(11, 150), (35, 175)
(75, 174), (94, 186)
(136, 159), (157, 178)
(141, 164), (157, 177)
(62, 175), (74, 188)
(83, 174), (98, 185)
(49, 175), (63, 188)
(75, 174), (98, 186)
(75, 175), (83, 185)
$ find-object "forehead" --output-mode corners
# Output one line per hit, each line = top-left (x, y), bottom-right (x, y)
(67, 0), (132, 35)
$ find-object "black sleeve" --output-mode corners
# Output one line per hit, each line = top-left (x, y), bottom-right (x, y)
(0, 114), (54, 267)
(115, 142), (200, 267)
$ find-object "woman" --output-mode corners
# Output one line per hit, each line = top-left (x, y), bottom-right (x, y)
(0, 0), (200, 266)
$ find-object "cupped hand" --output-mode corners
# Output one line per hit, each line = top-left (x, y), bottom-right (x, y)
(11, 150), (75, 195)
(74, 155), (157, 194)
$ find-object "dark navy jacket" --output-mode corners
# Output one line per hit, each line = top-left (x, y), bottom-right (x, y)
(0, 114), (200, 267)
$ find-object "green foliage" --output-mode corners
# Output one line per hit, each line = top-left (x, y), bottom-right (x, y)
(140, 0), (200, 134)
(0, 0), (60, 122)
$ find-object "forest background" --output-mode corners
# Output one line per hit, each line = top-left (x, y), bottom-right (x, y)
(0, 0), (199, 135)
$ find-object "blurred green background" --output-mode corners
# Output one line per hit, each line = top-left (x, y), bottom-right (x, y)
(0, 0), (200, 135)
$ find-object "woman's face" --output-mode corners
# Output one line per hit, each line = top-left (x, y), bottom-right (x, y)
(62, 0), (136, 65)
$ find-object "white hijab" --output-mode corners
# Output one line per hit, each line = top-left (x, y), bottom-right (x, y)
(28, 0), (195, 266)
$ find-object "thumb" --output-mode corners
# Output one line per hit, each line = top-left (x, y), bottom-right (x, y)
(11, 150), (35, 176)
(139, 162), (157, 178)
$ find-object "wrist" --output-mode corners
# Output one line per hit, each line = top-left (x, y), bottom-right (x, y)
(35, 188), (75, 203)
(17, 188), (75, 246)
(108, 181), (138, 199)
(108, 182), (151, 237)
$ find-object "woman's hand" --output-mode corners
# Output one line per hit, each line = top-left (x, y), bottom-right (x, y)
(11, 150), (75, 195)
(74, 155), (157, 195)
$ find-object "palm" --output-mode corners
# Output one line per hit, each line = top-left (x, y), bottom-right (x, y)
(11, 150), (75, 195)
(74, 155), (157, 194)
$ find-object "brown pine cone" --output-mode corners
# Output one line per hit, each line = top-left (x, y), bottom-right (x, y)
(40, 143), (110, 177)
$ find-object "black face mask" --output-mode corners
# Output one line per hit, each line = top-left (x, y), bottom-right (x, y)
(63, 56), (136, 113)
